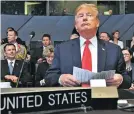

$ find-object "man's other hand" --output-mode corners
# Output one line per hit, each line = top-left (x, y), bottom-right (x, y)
(37, 58), (43, 63)
(106, 74), (123, 87)
(59, 74), (80, 87)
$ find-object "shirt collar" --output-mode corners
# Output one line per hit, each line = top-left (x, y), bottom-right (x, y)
(80, 35), (97, 47)
(7, 59), (15, 66)
(126, 63), (132, 71)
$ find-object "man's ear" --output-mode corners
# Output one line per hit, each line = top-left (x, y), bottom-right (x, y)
(74, 22), (77, 31)
(49, 40), (51, 45)
(96, 19), (100, 28)
(4, 52), (6, 57)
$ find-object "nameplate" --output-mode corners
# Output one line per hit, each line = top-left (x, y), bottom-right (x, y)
(1, 87), (91, 113)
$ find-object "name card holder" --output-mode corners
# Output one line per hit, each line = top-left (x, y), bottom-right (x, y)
(91, 87), (119, 110)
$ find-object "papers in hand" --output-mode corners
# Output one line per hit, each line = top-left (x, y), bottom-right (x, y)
(73, 66), (115, 83)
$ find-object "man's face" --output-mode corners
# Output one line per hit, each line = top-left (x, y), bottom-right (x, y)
(75, 7), (99, 33)
(7, 31), (17, 43)
(100, 33), (109, 41)
(4, 45), (16, 59)
(42, 37), (51, 47)
(113, 32), (120, 39)
(122, 50), (132, 63)
(46, 52), (54, 65)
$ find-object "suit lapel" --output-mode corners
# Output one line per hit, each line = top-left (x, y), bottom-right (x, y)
(132, 63), (134, 82)
(98, 40), (106, 72)
(3, 60), (9, 74)
(72, 38), (82, 68)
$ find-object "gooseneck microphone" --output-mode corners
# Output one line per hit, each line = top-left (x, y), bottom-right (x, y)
(16, 31), (35, 87)
(29, 31), (35, 39)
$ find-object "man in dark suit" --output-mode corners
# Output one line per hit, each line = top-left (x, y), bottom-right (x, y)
(45, 3), (131, 89)
(32, 34), (52, 64)
(1, 44), (32, 87)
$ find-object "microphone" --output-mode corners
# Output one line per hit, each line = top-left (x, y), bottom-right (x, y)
(16, 32), (35, 87)
(29, 31), (35, 39)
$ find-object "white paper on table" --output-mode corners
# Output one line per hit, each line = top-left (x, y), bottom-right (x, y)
(0, 82), (12, 88)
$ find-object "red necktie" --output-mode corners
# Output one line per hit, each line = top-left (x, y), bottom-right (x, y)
(82, 40), (92, 87)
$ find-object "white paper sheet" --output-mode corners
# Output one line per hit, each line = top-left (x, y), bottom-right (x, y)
(73, 66), (115, 83)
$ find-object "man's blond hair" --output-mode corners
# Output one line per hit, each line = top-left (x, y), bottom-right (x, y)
(75, 3), (99, 18)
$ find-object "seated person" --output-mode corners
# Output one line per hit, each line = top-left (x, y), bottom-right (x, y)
(1, 44), (32, 87)
(35, 45), (54, 87)
(122, 48), (134, 89)
(109, 30), (124, 49)
(33, 34), (52, 64)
(99, 32), (111, 41)
(45, 3), (131, 88)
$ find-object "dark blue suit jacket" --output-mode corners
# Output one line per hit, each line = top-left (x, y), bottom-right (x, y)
(45, 38), (131, 88)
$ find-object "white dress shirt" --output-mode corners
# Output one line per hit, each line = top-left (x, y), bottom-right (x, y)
(109, 40), (124, 49)
(80, 36), (98, 73)
(7, 59), (15, 67)
(13, 42), (18, 51)
(43, 46), (46, 49)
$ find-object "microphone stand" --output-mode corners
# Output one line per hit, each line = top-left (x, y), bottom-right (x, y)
(16, 37), (33, 88)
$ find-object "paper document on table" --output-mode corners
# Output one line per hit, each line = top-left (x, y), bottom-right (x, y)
(73, 66), (115, 83)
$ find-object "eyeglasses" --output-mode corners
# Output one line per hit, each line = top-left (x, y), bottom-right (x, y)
(123, 53), (130, 56)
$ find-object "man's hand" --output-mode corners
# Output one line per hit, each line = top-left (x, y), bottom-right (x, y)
(26, 54), (31, 61)
(5, 75), (18, 83)
(129, 83), (134, 90)
(59, 74), (80, 87)
(37, 58), (43, 63)
(106, 74), (123, 87)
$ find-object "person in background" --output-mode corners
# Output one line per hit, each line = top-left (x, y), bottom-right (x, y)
(35, 45), (54, 87)
(34, 34), (52, 64)
(1, 27), (27, 48)
(110, 30), (124, 49)
(70, 33), (79, 40)
(122, 48), (134, 89)
(103, 10), (113, 15)
(62, 8), (68, 16)
(45, 3), (131, 88)
(99, 32), (111, 41)
(1, 44), (32, 87)
(1, 30), (27, 60)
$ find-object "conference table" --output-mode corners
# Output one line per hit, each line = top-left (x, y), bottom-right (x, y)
(1, 87), (134, 114)
(17, 110), (133, 114)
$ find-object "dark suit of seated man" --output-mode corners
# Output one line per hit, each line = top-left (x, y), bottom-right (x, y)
(1, 43), (32, 87)
(45, 3), (131, 89)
